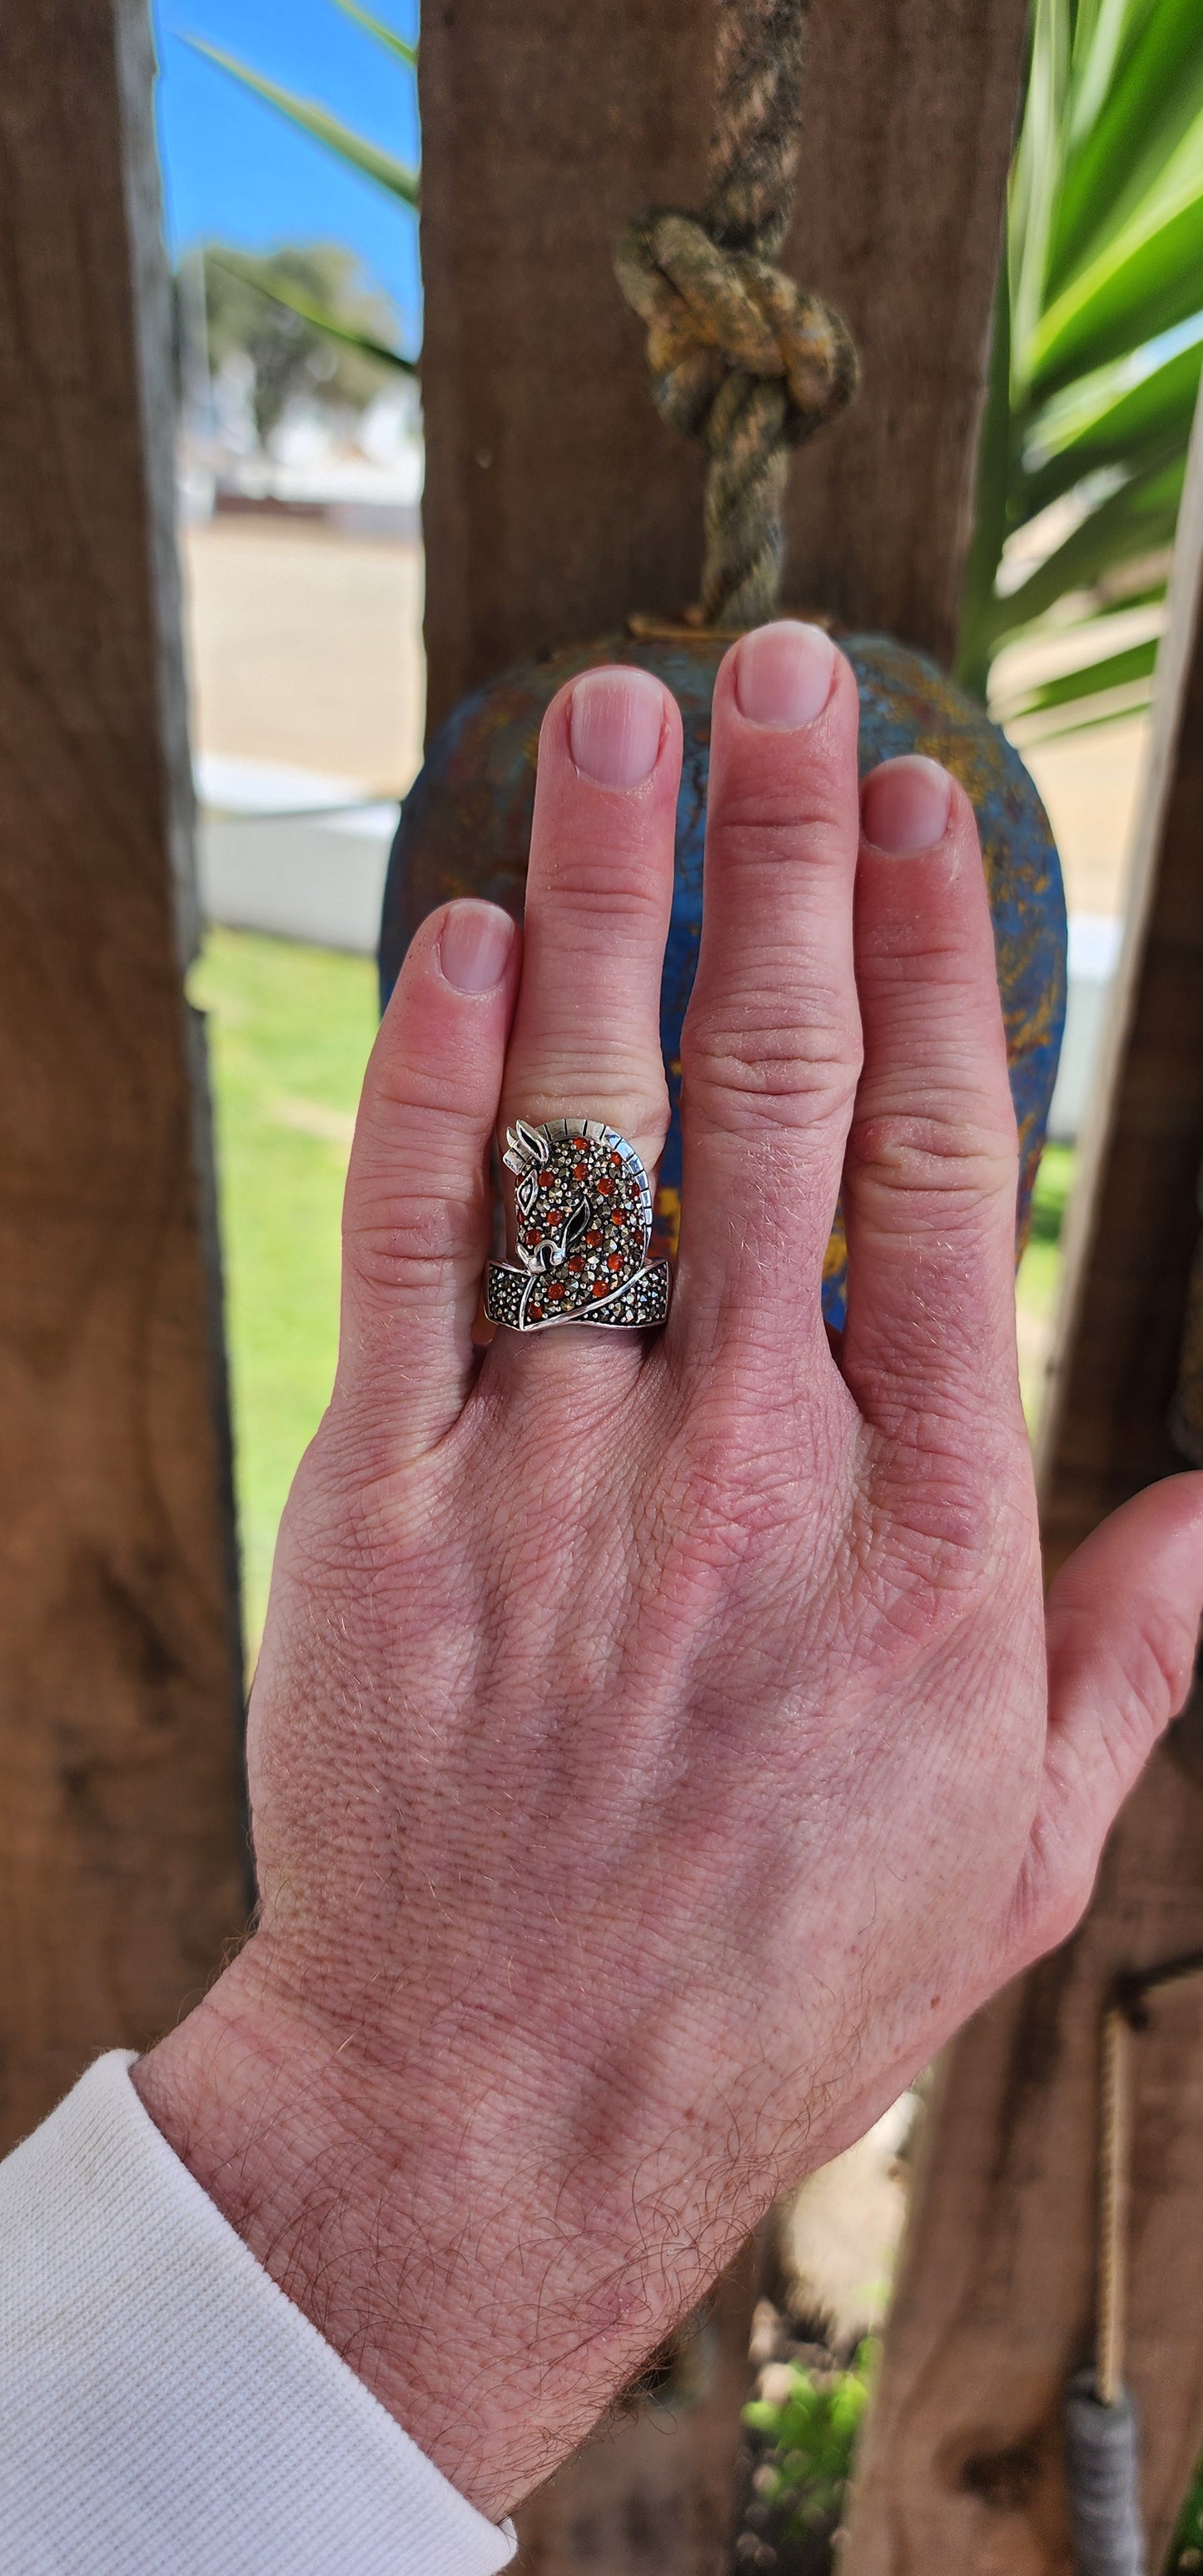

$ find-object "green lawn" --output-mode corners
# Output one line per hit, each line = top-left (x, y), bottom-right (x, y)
(190, 928), (376, 1655)
(1017, 1141), (1074, 1430)
(193, 926), (1075, 1663)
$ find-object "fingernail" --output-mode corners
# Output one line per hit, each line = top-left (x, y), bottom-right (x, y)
(862, 755), (952, 854)
(734, 620), (836, 727)
(439, 900), (515, 993)
(569, 667), (665, 788)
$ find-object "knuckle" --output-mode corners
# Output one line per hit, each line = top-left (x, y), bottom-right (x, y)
(846, 1106), (1017, 1215)
(361, 1071), (483, 1151)
(683, 987), (861, 1126)
(709, 777), (851, 859)
(503, 1068), (669, 1154)
(659, 1410), (793, 1575)
(344, 1182), (484, 1301)
(534, 837), (670, 936)
(1012, 1835), (1096, 1967)
(878, 1465), (1012, 1589)
(1106, 1597), (1200, 1743)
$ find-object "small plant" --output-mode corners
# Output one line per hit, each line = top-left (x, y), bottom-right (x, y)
(741, 2342), (876, 2562)
(1167, 2446), (1203, 2570)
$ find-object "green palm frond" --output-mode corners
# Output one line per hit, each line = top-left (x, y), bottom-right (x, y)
(327, 0), (416, 71)
(996, 634), (1159, 727)
(960, 0), (1203, 733)
(186, 33), (419, 209)
(989, 452), (1181, 638)
(205, 251), (417, 376)
(187, 0), (1200, 744)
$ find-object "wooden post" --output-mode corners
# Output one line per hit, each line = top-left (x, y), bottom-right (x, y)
(418, 7), (1030, 2567)
(0, 0), (246, 2147)
(418, 0), (1030, 734)
(515, 2248), (763, 2576)
(843, 385), (1203, 2574)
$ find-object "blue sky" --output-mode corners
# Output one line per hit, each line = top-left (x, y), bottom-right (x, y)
(154, 0), (422, 351)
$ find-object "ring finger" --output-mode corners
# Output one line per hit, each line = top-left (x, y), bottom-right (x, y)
(488, 664), (682, 1366)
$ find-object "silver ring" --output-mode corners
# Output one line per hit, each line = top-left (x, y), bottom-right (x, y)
(485, 1119), (672, 1333)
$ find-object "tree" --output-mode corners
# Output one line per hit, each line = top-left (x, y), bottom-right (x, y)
(193, 0), (1203, 734)
(183, 244), (403, 446)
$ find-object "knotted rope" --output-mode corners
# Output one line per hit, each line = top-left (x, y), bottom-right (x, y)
(614, 0), (858, 629)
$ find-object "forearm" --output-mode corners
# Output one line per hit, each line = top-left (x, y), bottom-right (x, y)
(134, 1942), (696, 2519)
(1, 2049), (510, 2576)
(132, 1886), (932, 2524)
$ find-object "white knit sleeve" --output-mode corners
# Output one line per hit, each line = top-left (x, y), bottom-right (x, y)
(0, 2052), (517, 2576)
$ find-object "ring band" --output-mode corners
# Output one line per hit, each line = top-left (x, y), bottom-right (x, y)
(485, 1118), (671, 1333)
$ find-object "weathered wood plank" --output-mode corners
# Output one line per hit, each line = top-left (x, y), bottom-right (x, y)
(0, 0), (246, 2147)
(783, 0), (1028, 664)
(843, 1720), (1203, 2573)
(420, 7), (1031, 2566)
(843, 380), (1203, 2574)
(418, 0), (1030, 734)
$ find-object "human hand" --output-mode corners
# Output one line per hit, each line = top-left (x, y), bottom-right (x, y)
(135, 622), (1203, 2518)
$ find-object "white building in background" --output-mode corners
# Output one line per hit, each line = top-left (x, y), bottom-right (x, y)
(195, 753), (399, 959)
(1046, 913), (1125, 1144)
(179, 366), (424, 533)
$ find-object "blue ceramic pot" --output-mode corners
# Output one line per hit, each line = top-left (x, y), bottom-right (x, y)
(380, 630), (1066, 1329)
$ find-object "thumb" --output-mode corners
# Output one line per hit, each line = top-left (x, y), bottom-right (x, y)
(1029, 1475), (1203, 1944)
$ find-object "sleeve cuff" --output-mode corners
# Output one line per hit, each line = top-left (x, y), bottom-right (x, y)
(0, 2051), (517, 2576)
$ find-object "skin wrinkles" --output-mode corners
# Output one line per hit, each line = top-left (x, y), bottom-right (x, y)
(844, 1103), (1018, 1207)
(132, 634), (1203, 2521)
(847, 1321), (1026, 1442)
(680, 1011), (862, 1127)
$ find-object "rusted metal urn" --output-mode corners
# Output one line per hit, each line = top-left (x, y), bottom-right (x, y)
(380, 631), (1066, 1329)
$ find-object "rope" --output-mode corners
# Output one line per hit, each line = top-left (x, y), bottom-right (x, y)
(614, 0), (858, 629)
(1064, 1956), (1203, 2572)
(1093, 1948), (1203, 2407)
(1096, 2002), (1131, 2411)
(1061, 1999), (1144, 2574)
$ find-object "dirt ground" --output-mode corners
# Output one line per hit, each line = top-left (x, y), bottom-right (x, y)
(181, 517), (425, 797)
(181, 515), (1146, 920)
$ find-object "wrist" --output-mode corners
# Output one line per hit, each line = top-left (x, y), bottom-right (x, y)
(131, 1937), (707, 2517)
